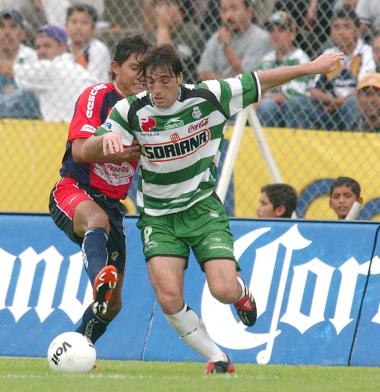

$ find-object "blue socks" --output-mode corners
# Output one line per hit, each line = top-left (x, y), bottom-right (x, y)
(78, 227), (109, 343)
(76, 305), (109, 343)
(81, 227), (108, 285)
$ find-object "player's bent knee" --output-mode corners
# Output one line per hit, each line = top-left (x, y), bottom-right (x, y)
(157, 292), (183, 314)
(209, 286), (236, 304)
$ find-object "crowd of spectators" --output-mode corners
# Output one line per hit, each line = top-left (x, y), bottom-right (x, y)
(0, 0), (380, 131)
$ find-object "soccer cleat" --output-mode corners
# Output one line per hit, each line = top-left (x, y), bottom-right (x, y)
(234, 280), (257, 327)
(92, 265), (118, 315)
(204, 355), (236, 374)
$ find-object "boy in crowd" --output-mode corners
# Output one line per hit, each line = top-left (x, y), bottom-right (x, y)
(256, 183), (298, 218)
(256, 11), (310, 127)
(286, 5), (375, 130)
(329, 177), (362, 219)
(65, 3), (111, 81)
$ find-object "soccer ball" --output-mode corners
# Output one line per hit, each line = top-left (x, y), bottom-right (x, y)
(47, 332), (96, 373)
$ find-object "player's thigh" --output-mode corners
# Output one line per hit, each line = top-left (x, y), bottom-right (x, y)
(204, 259), (238, 299)
(187, 195), (237, 269)
(137, 214), (190, 261)
(147, 256), (187, 298)
(49, 178), (95, 244)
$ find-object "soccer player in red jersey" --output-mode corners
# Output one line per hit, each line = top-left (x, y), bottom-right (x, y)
(49, 35), (151, 344)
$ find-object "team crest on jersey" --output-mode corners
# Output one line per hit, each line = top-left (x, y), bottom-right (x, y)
(141, 117), (157, 132)
(144, 128), (210, 162)
(164, 117), (184, 130)
(192, 106), (202, 119)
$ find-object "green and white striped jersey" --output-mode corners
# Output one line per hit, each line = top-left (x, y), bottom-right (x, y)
(96, 71), (260, 216)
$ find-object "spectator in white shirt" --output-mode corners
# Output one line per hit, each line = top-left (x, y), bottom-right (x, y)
(65, 3), (111, 82)
(13, 24), (97, 122)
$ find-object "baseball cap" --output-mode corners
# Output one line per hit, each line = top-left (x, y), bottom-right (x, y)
(357, 73), (380, 90)
(37, 24), (68, 44)
(0, 9), (25, 28)
(265, 11), (294, 30)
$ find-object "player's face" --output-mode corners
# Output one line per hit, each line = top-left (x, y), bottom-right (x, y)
(0, 17), (25, 53)
(146, 67), (183, 108)
(220, 0), (253, 33)
(65, 11), (94, 46)
(35, 35), (67, 60)
(329, 185), (359, 220)
(112, 53), (146, 97)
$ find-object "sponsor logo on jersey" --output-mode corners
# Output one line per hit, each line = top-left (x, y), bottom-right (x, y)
(164, 117), (185, 130)
(192, 106), (202, 119)
(188, 118), (209, 133)
(93, 162), (135, 186)
(170, 133), (180, 142)
(104, 122), (112, 129)
(86, 84), (107, 118)
(144, 128), (210, 162)
(141, 117), (157, 132)
(80, 124), (96, 133)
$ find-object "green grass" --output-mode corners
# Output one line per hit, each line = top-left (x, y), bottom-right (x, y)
(1, 357), (380, 392)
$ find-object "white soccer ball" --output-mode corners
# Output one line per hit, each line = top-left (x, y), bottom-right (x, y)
(47, 332), (96, 373)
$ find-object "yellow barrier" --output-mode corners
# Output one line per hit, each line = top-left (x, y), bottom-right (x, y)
(1, 120), (379, 220)
(228, 126), (380, 220)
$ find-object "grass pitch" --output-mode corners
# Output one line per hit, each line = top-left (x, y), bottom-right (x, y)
(1, 357), (380, 392)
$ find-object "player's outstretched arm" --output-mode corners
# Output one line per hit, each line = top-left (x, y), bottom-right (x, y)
(74, 134), (140, 163)
(257, 52), (344, 92)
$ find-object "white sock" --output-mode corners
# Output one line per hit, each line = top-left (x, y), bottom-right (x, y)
(165, 304), (227, 362)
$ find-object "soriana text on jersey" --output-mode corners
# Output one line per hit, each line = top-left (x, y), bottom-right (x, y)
(143, 128), (210, 162)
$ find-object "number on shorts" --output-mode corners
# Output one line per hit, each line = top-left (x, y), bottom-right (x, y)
(143, 226), (152, 244)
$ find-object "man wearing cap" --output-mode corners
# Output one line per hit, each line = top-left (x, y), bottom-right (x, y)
(197, 0), (271, 80)
(12, 24), (97, 122)
(0, 9), (40, 118)
(356, 72), (380, 132)
(256, 11), (311, 127)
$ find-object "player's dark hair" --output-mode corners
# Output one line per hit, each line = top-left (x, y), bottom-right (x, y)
(261, 183), (298, 218)
(329, 177), (361, 197)
(66, 3), (98, 25)
(331, 5), (360, 28)
(111, 34), (152, 80)
(138, 44), (183, 78)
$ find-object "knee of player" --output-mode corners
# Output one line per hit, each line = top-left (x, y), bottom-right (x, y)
(157, 292), (184, 314)
(209, 284), (237, 304)
(88, 211), (111, 232)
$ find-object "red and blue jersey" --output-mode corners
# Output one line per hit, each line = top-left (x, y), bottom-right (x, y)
(59, 82), (138, 200)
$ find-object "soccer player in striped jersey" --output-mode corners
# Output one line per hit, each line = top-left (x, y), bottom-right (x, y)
(84, 44), (343, 373)
(49, 35), (151, 346)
